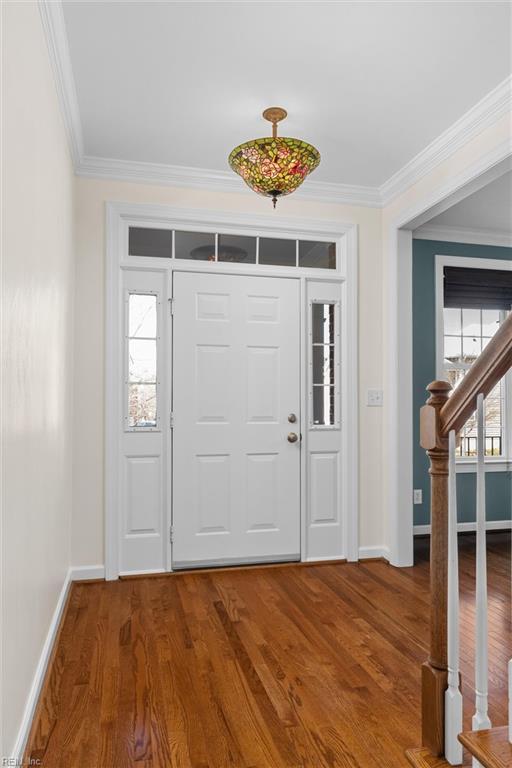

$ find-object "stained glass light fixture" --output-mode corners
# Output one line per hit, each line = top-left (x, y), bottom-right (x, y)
(228, 108), (321, 208)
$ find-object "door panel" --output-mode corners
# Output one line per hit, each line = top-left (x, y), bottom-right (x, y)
(305, 281), (344, 560)
(120, 269), (168, 575)
(172, 272), (300, 568)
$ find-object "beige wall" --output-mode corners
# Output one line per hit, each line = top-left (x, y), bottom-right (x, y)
(73, 179), (384, 566)
(2, 0), (509, 755)
(1, 2), (75, 755)
(71, 115), (512, 571)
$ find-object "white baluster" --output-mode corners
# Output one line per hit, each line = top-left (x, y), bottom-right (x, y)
(509, 659), (512, 743)
(472, 393), (491, 768)
(445, 429), (463, 764)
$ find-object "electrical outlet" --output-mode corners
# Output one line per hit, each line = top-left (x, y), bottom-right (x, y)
(413, 489), (423, 505)
(367, 389), (383, 407)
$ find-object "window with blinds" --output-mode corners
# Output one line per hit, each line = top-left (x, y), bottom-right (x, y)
(443, 266), (511, 458)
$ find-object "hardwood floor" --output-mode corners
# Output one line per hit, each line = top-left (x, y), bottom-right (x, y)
(25, 533), (510, 768)
(459, 726), (512, 768)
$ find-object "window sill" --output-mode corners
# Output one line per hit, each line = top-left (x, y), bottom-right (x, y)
(455, 459), (511, 473)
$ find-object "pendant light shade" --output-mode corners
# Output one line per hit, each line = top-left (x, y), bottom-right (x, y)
(228, 108), (321, 208)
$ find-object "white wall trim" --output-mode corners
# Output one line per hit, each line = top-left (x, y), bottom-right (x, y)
(107, 201), (357, 239)
(385, 148), (512, 567)
(454, 460), (511, 473)
(10, 568), (72, 761)
(9, 566), (106, 758)
(380, 76), (512, 206)
(70, 565), (105, 581)
(38, 0), (84, 167)
(358, 545), (390, 560)
(414, 521), (512, 536)
(393, 141), (512, 233)
(414, 224), (512, 248)
(76, 155), (382, 207)
(385, 229), (415, 567)
(39, 3), (511, 208)
(341, 224), (360, 561)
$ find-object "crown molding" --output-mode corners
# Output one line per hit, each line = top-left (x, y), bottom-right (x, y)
(40, 0), (511, 210)
(380, 75), (512, 206)
(76, 154), (382, 207)
(38, 0), (83, 166)
(413, 223), (512, 248)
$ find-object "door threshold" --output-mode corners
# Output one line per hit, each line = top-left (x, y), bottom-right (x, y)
(118, 556), (350, 580)
(171, 556), (348, 576)
(172, 553), (300, 571)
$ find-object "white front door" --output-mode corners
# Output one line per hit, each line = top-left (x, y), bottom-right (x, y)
(172, 272), (301, 568)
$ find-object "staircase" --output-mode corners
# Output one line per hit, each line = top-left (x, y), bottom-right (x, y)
(459, 727), (512, 768)
(406, 312), (512, 767)
(407, 729), (512, 768)
(406, 747), (468, 767)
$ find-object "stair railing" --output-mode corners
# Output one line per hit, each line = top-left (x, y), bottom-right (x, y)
(417, 311), (512, 762)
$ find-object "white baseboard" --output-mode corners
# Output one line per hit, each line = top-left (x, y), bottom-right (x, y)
(358, 545), (390, 560)
(414, 520), (512, 536)
(70, 564), (105, 581)
(10, 567), (72, 761)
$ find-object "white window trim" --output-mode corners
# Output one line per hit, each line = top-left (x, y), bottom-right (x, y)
(435, 253), (512, 471)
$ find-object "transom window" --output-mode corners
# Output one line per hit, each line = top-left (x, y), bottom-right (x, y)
(128, 227), (337, 270)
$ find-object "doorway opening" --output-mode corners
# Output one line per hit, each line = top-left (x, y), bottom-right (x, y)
(105, 204), (359, 578)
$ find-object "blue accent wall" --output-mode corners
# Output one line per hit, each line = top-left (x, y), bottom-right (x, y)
(412, 239), (512, 526)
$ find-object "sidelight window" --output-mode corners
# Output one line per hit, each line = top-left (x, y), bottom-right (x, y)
(127, 293), (158, 429)
(310, 302), (338, 426)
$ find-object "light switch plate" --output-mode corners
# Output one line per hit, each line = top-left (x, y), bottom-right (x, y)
(413, 489), (423, 505)
(367, 389), (384, 407)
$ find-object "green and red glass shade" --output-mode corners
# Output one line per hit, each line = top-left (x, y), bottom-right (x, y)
(228, 107), (321, 208)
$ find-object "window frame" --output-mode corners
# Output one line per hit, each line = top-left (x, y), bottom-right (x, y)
(127, 224), (339, 272)
(124, 288), (162, 432)
(308, 298), (341, 430)
(435, 254), (512, 471)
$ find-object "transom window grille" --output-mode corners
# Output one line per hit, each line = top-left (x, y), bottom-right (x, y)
(443, 307), (504, 457)
(127, 293), (158, 429)
(128, 227), (337, 270)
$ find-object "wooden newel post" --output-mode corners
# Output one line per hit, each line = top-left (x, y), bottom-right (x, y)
(419, 379), (452, 757)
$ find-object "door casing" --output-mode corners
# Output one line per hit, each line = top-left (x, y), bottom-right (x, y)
(105, 202), (359, 579)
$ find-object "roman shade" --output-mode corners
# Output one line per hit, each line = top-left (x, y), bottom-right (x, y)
(444, 266), (512, 310)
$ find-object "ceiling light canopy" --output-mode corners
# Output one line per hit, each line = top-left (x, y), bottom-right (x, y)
(228, 108), (321, 208)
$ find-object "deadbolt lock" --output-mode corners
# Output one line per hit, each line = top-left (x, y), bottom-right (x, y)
(288, 413), (297, 423)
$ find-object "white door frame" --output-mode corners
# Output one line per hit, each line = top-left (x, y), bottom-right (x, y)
(105, 202), (359, 579)
(386, 146), (512, 567)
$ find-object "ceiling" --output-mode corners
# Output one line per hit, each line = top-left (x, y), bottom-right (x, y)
(426, 170), (512, 233)
(61, 1), (511, 188)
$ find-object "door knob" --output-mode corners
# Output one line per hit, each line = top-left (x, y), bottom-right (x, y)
(287, 432), (299, 443)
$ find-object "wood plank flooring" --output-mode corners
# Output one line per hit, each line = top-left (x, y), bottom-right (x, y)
(25, 533), (511, 768)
